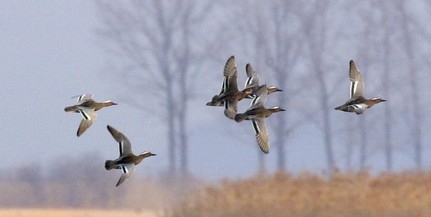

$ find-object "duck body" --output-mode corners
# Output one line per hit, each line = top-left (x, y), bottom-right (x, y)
(335, 96), (386, 114)
(221, 87), (253, 119)
(65, 99), (116, 112)
(105, 152), (156, 170)
(235, 106), (284, 122)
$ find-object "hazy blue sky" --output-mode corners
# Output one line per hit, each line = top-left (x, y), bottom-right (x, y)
(0, 1), (266, 180)
(2, 1), (430, 181)
(0, 1), (160, 171)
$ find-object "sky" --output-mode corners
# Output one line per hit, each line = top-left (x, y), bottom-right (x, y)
(0, 1), (148, 171)
(1, 1), (430, 181)
(0, 1), (261, 180)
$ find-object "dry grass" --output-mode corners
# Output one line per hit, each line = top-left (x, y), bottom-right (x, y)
(0, 209), (158, 217)
(168, 171), (431, 217)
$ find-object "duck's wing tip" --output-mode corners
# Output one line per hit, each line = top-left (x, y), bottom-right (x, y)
(76, 118), (95, 137)
(223, 56), (237, 77)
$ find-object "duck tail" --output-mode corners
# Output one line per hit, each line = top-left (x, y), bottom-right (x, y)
(335, 105), (351, 112)
(234, 113), (247, 122)
(105, 160), (116, 170)
(64, 105), (78, 112)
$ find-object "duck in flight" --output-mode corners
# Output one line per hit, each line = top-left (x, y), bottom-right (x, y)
(105, 125), (156, 187)
(244, 63), (282, 99)
(335, 60), (386, 114)
(235, 85), (285, 153)
(206, 56), (253, 119)
(64, 94), (117, 136)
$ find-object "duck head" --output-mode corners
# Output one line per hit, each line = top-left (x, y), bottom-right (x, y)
(140, 151), (156, 158)
(271, 106), (286, 112)
(370, 97), (386, 103)
(135, 151), (156, 165)
(367, 97), (386, 108)
(106, 101), (118, 106)
(267, 86), (283, 94)
(95, 100), (117, 111)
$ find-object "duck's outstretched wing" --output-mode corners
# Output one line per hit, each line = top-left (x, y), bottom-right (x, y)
(349, 60), (364, 99)
(252, 118), (269, 154)
(116, 164), (135, 187)
(107, 125), (133, 157)
(70, 93), (94, 103)
(245, 63), (260, 89)
(76, 109), (97, 137)
(224, 56), (239, 93)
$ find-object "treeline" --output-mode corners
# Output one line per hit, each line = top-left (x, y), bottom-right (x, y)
(169, 171), (431, 217)
(0, 154), (196, 210)
(96, 0), (431, 175)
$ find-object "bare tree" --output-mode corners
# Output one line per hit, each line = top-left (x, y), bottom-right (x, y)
(355, 1), (382, 170)
(96, 1), (212, 177)
(237, 6), (269, 172)
(396, 0), (424, 170)
(301, 0), (336, 172)
(351, 0), (430, 171)
(264, 1), (306, 172)
(233, 1), (306, 172)
(377, 1), (395, 171)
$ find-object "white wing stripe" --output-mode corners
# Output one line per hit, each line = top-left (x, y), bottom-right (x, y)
(121, 165), (128, 174)
(119, 141), (124, 156)
(252, 119), (260, 134)
(251, 95), (260, 106)
(245, 77), (253, 87)
(79, 110), (90, 120)
(78, 94), (85, 102)
(350, 81), (357, 99)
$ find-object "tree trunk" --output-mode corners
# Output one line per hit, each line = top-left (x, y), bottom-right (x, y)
(398, 0), (422, 170)
(381, 3), (393, 171)
(359, 116), (367, 170)
(321, 89), (335, 172)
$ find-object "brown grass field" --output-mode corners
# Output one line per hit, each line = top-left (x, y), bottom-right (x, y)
(3, 171), (431, 217)
(0, 209), (158, 217)
(168, 171), (431, 217)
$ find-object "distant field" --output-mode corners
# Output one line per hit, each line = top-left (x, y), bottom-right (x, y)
(0, 209), (158, 217)
(169, 171), (431, 217)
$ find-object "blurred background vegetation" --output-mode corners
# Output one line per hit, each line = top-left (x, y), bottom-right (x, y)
(2, 158), (431, 217)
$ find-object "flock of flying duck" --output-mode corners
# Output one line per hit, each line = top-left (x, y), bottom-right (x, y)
(64, 94), (155, 187)
(206, 56), (385, 154)
(64, 56), (385, 186)
(206, 56), (284, 154)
